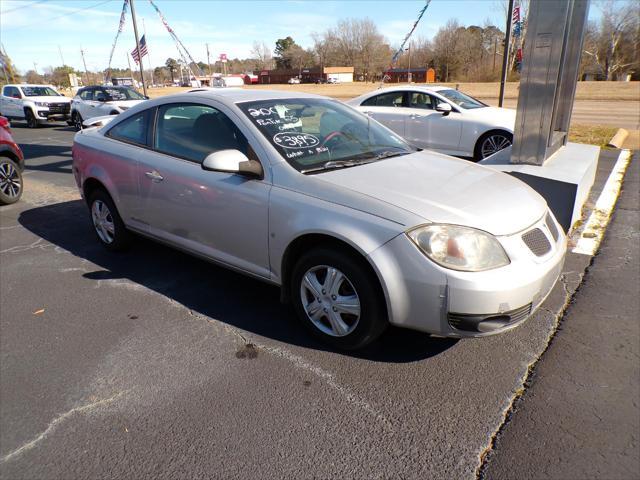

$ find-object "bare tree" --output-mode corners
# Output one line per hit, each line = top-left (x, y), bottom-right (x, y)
(583, 0), (639, 80)
(250, 41), (273, 70)
(432, 19), (463, 81)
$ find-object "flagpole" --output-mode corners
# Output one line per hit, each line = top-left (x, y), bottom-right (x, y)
(129, 0), (147, 96)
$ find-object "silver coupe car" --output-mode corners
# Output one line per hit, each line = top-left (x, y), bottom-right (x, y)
(72, 89), (566, 350)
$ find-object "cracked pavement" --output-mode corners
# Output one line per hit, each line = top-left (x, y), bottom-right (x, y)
(0, 124), (635, 479)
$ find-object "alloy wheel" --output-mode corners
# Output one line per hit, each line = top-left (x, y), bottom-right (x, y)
(481, 133), (512, 159)
(0, 161), (21, 200)
(91, 199), (115, 244)
(299, 265), (361, 337)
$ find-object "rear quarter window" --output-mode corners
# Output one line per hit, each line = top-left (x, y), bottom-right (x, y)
(106, 110), (150, 146)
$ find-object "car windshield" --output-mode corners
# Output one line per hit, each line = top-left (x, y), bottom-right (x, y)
(103, 87), (145, 101)
(437, 89), (487, 109)
(238, 98), (416, 173)
(21, 86), (60, 97)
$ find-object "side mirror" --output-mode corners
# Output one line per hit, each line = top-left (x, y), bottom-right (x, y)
(202, 150), (263, 178)
(436, 102), (452, 115)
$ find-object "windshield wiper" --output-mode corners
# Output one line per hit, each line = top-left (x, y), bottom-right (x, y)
(300, 150), (411, 174)
(301, 159), (376, 174)
(372, 150), (410, 160)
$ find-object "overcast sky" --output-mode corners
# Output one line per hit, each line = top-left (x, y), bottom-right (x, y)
(1, 0), (602, 73)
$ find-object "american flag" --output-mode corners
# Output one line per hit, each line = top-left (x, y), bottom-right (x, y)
(131, 35), (148, 64)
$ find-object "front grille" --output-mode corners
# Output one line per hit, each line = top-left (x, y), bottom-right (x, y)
(48, 103), (70, 114)
(448, 303), (533, 332)
(545, 213), (559, 242)
(522, 228), (551, 256)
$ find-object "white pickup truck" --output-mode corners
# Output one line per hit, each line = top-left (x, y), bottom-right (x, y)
(0, 84), (72, 128)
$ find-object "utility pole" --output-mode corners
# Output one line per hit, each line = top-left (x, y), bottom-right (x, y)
(206, 43), (212, 77)
(80, 47), (90, 85)
(129, 0), (147, 96)
(493, 37), (498, 72)
(58, 45), (65, 66)
(499, 0), (514, 107)
(33, 62), (38, 74)
(407, 42), (412, 83)
(143, 18), (154, 86)
(127, 53), (134, 82)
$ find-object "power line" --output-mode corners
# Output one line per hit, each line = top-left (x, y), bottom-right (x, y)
(8, 0), (115, 30)
(1, 0), (47, 14)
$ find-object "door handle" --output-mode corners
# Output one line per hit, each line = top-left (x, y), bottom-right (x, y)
(145, 170), (164, 182)
(410, 114), (424, 119)
(363, 111), (373, 116)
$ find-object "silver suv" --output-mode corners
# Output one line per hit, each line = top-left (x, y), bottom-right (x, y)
(72, 89), (566, 349)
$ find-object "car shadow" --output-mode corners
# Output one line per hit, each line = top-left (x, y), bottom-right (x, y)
(18, 200), (457, 363)
(10, 122), (74, 132)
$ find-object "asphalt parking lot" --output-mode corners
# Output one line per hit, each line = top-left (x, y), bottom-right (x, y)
(0, 121), (636, 479)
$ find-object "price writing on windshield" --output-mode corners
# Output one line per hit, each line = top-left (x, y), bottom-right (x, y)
(273, 133), (319, 149)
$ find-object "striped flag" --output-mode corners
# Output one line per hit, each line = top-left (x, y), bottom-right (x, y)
(131, 35), (148, 63)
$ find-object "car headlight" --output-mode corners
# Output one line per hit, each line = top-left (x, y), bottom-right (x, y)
(406, 224), (510, 272)
(35, 102), (49, 107)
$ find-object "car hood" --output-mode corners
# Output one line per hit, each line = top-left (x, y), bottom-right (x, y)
(464, 106), (516, 131)
(316, 151), (547, 236)
(28, 96), (71, 103)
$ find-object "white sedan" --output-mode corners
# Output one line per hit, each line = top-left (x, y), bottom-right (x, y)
(346, 86), (516, 161)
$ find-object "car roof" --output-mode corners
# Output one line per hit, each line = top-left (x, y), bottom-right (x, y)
(357, 85), (452, 98)
(7, 84), (57, 89)
(174, 88), (327, 104)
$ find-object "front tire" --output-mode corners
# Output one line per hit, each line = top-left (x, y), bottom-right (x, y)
(72, 111), (83, 131)
(291, 248), (387, 350)
(87, 189), (131, 251)
(474, 130), (513, 161)
(25, 109), (39, 129)
(0, 157), (23, 205)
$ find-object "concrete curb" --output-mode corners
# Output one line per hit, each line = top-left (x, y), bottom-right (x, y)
(607, 128), (629, 148)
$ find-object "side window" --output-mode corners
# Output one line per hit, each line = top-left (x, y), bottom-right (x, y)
(94, 90), (107, 102)
(80, 89), (93, 100)
(409, 92), (434, 110)
(2, 86), (9, 97)
(365, 92), (405, 107)
(107, 110), (149, 146)
(154, 103), (248, 163)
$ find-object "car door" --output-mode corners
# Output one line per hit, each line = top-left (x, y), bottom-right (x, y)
(91, 88), (110, 118)
(76, 88), (95, 119)
(134, 102), (271, 278)
(358, 91), (407, 136)
(404, 92), (463, 154)
(1, 87), (21, 118)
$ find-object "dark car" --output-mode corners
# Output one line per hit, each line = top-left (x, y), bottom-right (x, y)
(0, 116), (24, 205)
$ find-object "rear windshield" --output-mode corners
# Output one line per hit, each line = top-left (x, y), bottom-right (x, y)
(21, 86), (60, 97)
(437, 89), (487, 109)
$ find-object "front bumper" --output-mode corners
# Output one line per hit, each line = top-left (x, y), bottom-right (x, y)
(35, 104), (71, 122)
(367, 212), (567, 337)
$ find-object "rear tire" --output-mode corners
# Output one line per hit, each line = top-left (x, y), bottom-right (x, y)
(25, 109), (39, 129)
(0, 157), (23, 205)
(291, 247), (387, 350)
(87, 189), (131, 251)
